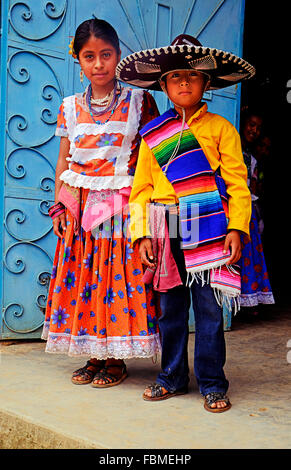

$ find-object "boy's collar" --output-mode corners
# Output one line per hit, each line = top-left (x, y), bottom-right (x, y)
(187, 102), (208, 125)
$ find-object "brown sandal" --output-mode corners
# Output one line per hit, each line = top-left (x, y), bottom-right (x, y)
(71, 360), (105, 385)
(91, 363), (128, 388)
(142, 383), (188, 401)
(203, 392), (232, 413)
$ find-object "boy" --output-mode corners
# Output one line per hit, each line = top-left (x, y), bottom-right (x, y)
(116, 34), (254, 412)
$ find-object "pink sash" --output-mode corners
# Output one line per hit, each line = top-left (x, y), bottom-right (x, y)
(82, 187), (131, 232)
(58, 183), (131, 233)
(142, 204), (182, 292)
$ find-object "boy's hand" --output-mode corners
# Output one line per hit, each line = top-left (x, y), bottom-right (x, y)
(52, 213), (66, 238)
(223, 230), (241, 265)
(139, 238), (156, 268)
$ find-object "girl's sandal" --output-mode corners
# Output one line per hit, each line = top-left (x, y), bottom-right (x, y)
(71, 360), (105, 385)
(142, 383), (188, 401)
(91, 364), (128, 388)
(203, 392), (232, 413)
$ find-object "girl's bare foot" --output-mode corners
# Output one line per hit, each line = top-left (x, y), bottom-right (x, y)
(71, 358), (105, 384)
(91, 359), (128, 387)
(204, 392), (231, 412)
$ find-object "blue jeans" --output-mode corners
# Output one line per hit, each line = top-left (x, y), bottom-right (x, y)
(156, 208), (229, 396)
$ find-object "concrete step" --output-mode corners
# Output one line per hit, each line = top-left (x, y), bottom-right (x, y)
(1, 305), (291, 449)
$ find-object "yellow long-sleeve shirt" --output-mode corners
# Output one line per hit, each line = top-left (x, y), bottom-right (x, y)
(129, 103), (251, 243)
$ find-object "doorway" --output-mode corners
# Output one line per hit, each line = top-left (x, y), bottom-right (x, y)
(241, 1), (291, 306)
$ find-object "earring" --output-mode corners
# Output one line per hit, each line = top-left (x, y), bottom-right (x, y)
(80, 69), (84, 83)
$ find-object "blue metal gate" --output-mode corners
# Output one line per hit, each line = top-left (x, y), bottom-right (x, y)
(0, 0), (245, 339)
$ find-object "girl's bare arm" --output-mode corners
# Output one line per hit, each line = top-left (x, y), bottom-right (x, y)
(54, 137), (70, 202)
(52, 137), (70, 237)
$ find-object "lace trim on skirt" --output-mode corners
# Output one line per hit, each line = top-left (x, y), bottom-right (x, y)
(240, 291), (275, 307)
(42, 322), (161, 359)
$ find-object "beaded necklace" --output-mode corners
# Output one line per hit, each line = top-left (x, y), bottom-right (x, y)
(91, 87), (114, 106)
(86, 81), (121, 125)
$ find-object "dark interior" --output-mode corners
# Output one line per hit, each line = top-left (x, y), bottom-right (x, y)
(241, 1), (290, 305)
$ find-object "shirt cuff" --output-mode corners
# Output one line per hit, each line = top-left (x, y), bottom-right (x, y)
(227, 218), (250, 237)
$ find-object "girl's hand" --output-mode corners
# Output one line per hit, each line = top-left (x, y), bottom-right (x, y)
(52, 213), (67, 238)
(223, 230), (241, 265)
(139, 238), (156, 268)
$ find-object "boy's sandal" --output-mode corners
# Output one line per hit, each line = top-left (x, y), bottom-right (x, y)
(91, 364), (128, 388)
(203, 392), (232, 413)
(71, 360), (105, 385)
(142, 383), (188, 401)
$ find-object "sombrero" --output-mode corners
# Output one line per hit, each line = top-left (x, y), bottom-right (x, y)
(116, 34), (255, 91)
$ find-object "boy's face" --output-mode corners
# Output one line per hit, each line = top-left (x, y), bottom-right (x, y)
(164, 70), (209, 113)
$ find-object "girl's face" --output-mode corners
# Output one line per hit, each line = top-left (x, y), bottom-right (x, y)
(165, 70), (209, 115)
(242, 115), (263, 144)
(78, 35), (121, 94)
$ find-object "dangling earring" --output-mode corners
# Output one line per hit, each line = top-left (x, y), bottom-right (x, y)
(80, 69), (84, 83)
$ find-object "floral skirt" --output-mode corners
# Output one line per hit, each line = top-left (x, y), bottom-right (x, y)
(41, 189), (161, 358)
(239, 204), (275, 307)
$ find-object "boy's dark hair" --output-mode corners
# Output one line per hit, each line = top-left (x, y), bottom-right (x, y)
(74, 18), (120, 58)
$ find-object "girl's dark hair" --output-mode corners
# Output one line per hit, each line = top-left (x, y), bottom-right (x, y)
(240, 106), (264, 133)
(240, 107), (263, 126)
(73, 18), (120, 58)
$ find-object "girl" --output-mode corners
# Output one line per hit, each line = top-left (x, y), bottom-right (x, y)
(41, 18), (161, 387)
(239, 109), (275, 315)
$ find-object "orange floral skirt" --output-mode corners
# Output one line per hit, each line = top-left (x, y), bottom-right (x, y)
(41, 189), (161, 358)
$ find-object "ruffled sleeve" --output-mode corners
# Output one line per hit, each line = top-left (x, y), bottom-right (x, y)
(140, 91), (160, 128)
(55, 101), (69, 137)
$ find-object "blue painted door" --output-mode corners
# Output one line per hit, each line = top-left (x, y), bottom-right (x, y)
(0, 0), (69, 338)
(0, 0), (245, 339)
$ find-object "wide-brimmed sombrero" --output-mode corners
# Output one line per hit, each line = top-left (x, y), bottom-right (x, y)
(116, 34), (255, 91)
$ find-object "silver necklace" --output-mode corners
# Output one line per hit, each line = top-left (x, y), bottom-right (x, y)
(91, 88), (115, 106)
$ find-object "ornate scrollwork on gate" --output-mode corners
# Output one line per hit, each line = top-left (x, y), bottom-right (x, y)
(9, 0), (67, 41)
(3, 302), (45, 334)
(5, 147), (55, 192)
(4, 242), (52, 272)
(3, 243), (53, 334)
(4, 206), (53, 242)
(7, 50), (63, 147)
(37, 271), (52, 313)
(39, 200), (51, 216)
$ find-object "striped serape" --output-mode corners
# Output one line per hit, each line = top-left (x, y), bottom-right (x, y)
(140, 108), (241, 309)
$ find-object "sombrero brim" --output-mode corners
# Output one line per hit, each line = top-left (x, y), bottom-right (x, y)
(116, 44), (255, 91)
